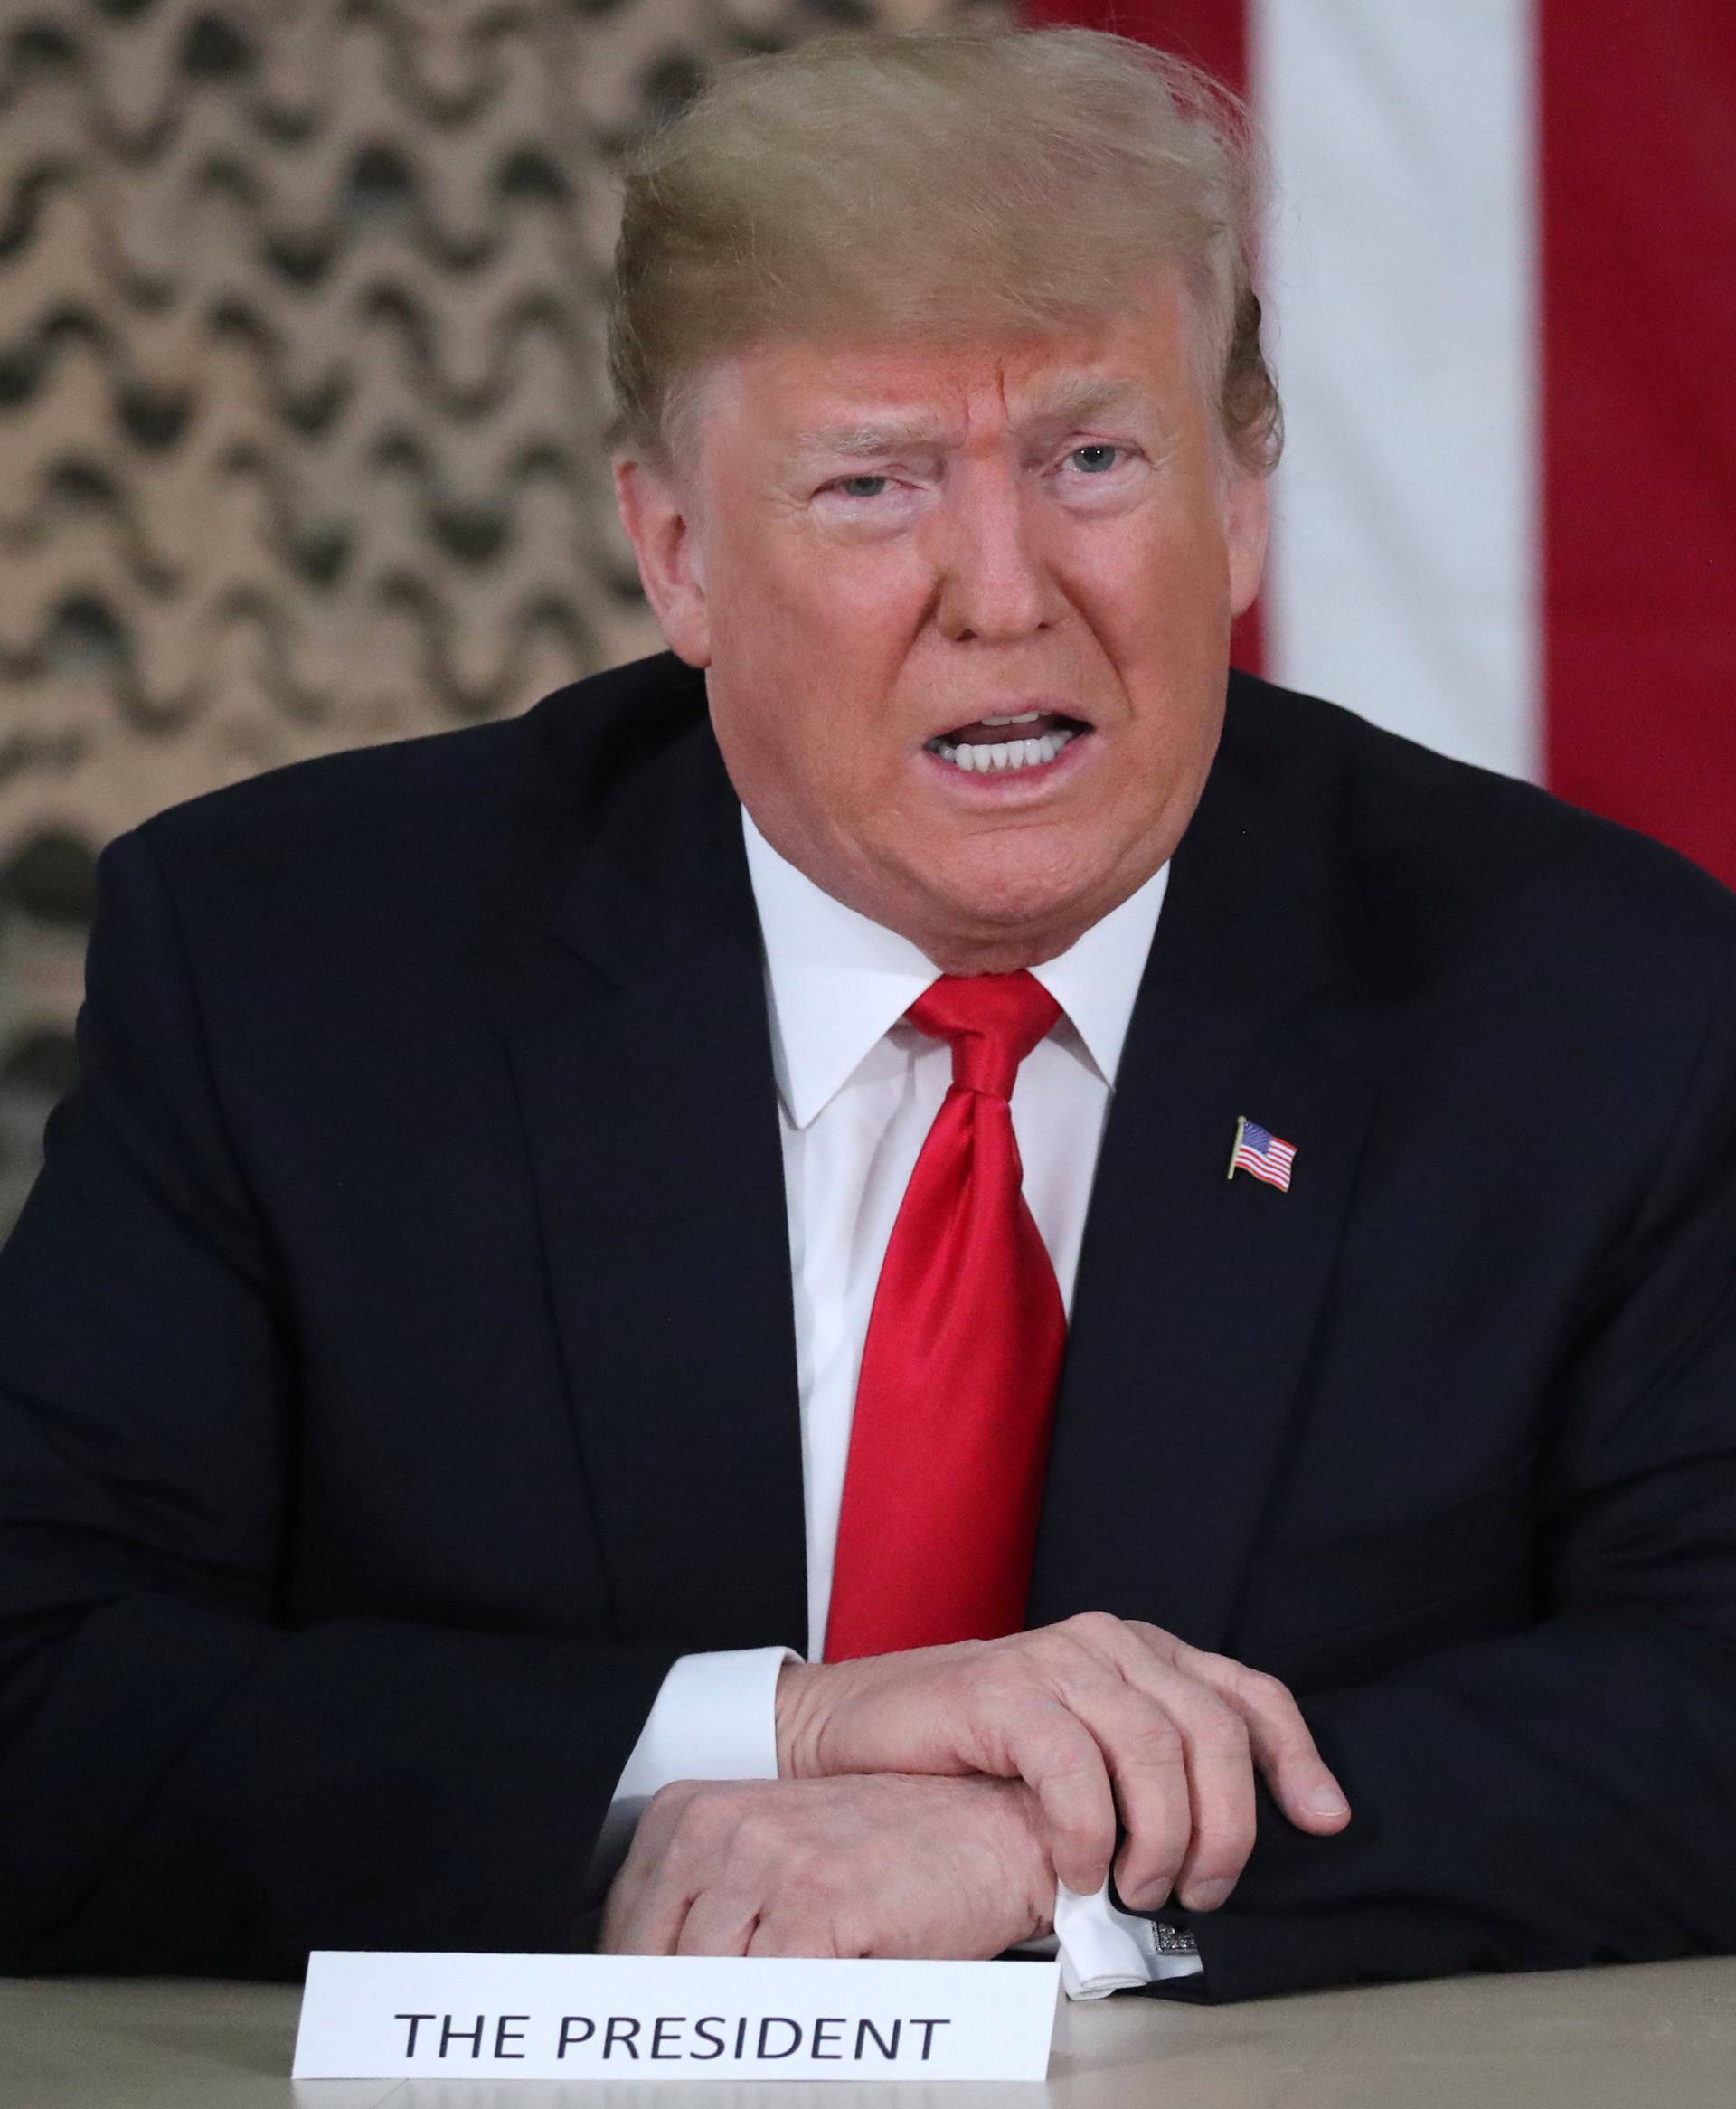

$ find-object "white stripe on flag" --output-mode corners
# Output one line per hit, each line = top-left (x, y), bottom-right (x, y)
(1251, 0), (1541, 780)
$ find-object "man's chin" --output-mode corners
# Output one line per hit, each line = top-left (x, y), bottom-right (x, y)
(901, 863), (1124, 971)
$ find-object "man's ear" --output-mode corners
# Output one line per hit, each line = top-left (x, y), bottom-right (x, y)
(1223, 466), (1270, 620)
(613, 456), (712, 667)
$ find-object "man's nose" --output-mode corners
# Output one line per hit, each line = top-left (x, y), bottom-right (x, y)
(929, 474), (1057, 645)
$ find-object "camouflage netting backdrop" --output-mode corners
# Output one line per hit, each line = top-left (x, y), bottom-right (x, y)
(0, 0), (995, 1231)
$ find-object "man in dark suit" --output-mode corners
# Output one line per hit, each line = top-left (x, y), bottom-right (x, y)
(3, 29), (1735, 2000)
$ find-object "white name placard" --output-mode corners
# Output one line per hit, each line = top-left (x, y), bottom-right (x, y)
(293, 1951), (1060, 2083)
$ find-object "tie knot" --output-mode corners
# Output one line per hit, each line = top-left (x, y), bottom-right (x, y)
(907, 970), (1061, 1100)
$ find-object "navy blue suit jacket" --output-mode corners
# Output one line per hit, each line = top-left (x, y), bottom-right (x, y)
(3, 655), (1735, 1999)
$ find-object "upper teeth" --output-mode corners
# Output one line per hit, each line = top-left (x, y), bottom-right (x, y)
(980, 711), (1043, 726)
(927, 728), (1079, 772)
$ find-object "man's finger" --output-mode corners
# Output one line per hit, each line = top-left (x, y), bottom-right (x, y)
(996, 1696), (1120, 1893)
(675, 1888), (761, 1956)
(1133, 1672), (1258, 1910)
(1173, 1645), (1351, 1832)
(746, 1914), (844, 1958)
(602, 1868), (695, 1954)
(602, 1789), (712, 1954)
(1043, 1676), (1195, 1910)
(1068, 1623), (1288, 1904)
(599, 1835), (660, 1953)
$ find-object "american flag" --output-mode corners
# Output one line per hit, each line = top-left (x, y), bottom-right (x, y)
(1229, 1117), (1297, 1192)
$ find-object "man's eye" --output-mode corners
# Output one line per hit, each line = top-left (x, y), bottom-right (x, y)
(1068, 444), (1123, 475)
(834, 475), (891, 499)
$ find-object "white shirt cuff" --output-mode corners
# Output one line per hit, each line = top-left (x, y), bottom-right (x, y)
(1053, 1882), (1204, 1999)
(589, 1646), (795, 1891)
(616, 1645), (794, 1799)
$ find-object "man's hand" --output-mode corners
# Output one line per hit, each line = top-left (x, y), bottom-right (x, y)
(600, 1773), (1053, 1958)
(777, 1612), (1351, 1912)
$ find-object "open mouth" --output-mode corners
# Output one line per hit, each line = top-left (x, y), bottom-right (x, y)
(923, 709), (1093, 774)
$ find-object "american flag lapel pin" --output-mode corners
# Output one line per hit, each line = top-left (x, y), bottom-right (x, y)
(1227, 1115), (1297, 1192)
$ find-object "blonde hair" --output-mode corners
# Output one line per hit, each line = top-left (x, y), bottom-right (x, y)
(609, 27), (1279, 475)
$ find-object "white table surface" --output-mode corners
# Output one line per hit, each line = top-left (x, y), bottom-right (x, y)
(6, 1954), (1736, 2108)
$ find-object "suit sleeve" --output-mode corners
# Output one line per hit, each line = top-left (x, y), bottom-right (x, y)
(1165, 962), (1736, 2001)
(0, 828), (677, 1977)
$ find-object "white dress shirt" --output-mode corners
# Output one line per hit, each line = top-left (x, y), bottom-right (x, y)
(600, 809), (1198, 1993)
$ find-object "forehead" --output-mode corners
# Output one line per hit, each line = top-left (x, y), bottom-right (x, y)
(698, 275), (1202, 455)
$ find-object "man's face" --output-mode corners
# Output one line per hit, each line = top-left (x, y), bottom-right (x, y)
(615, 273), (1268, 969)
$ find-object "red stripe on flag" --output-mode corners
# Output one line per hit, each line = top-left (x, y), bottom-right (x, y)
(1021, 0), (1264, 676)
(1023, 0), (1247, 93)
(1542, 1), (1736, 890)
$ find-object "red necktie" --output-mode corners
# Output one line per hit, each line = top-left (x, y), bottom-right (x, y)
(824, 971), (1068, 1661)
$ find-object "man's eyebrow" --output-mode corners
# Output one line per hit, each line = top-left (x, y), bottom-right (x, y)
(788, 419), (956, 460)
(786, 380), (1160, 466)
(1020, 376), (1156, 430)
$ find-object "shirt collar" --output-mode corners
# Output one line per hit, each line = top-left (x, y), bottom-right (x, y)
(1028, 861), (1168, 1087)
(743, 809), (1168, 1130)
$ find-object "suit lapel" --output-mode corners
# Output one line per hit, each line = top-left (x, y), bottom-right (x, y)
(1028, 695), (1381, 1652)
(507, 708), (807, 1651)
